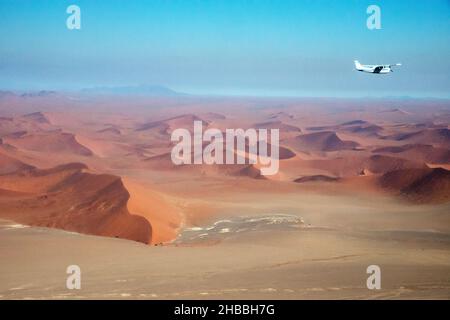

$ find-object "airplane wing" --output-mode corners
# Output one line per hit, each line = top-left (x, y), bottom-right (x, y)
(390, 63), (402, 67)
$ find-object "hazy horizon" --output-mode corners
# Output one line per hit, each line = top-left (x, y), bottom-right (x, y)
(1, 84), (450, 100)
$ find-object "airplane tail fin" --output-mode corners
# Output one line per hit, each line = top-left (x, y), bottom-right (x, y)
(354, 60), (363, 70)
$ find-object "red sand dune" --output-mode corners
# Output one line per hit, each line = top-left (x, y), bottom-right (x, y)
(341, 124), (383, 137)
(4, 130), (28, 139)
(246, 141), (296, 160)
(267, 111), (295, 121)
(254, 120), (301, 133)
(143, 150), (267, 178)
(122, 178), (182, 244)
(307, 120), (383, 137)
(21, 112), (51, 124)
(297, 154), (427, 177)
(96, 127), (122, 135)
(363, 155), (428, 174)
(373, 144), (450, 164)
(0, 115), (37, 137)
(284, 131), (359, 152)
(0, 152), (34, 175)
(3, 131), (93, 156)
(340, 120), (369, 126)
(383, 128), (450, 147)
(135, 121), (170, 135)
(378, 167), (450, 203)
(378, 108), (412, 116)
(0, 112), (52, 138)
(144, 137), (291, 177)
(136, 114), (207, 134)
(200, 112), (226, 121)
(294, 175), (339, 183)
(277, 145), (297, 160)
(254, 120), (301, 140)
(0, 161), (152, 243)
(236, 164), (266, 179)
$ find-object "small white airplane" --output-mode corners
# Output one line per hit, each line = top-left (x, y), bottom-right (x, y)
(354, 60), (402, 74)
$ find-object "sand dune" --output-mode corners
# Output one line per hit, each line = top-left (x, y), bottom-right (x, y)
(136, 114), (207, 134)
(21, 112), (51, 124)
(144, 150), (267, 179)
(294, 175), (339, 183)
(96, 127), (122, 135)
(0, 152), (34, 175)
(254, 120), (301, 136)
(0, 161), (152, 244)
(341, 124), (383, 137)
(200, 112), (226, 121)
(253, 120), (301, 140)
(74, 135), (128, 158)
(284, 131), (359, 152)
(378, 167), (450, 203)
(122, 178), (182, 244)
(363, 154), (428, 174)
(3, 131), (93, 156)
(267, 111), (295, 121)
(245, 140), (296, 160)
(277, 145), (297, 160)
(285, 154), (427, 178)
(383, 128), (450, 147)
(378, 108), (412, 116)
(308, 120), (383, 138)
(0, 113), (45, 136)
(340, 120), (368, 126)
(373, 144), (450, 164)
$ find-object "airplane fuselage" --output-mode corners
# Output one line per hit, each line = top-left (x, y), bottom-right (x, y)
(354, 60), (400, 74)
(356, 64), (392, 74)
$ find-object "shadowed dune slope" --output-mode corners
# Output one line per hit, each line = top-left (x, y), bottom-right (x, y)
(0, 162), (152, 244)
(144, 150), (266, 178)
(292, 154), (428, 178)
(384, 128), (450, 147)
(378, 167), (450, 203)
(364, 155), (428, 174)
(22, 112), (51, 124)
(285, 131), (359, 152)
(373, 144), (450, 164)
(341, 124), (383, 137)
(308, 120), (383, 137)
(0, 152), (35, 175)
(294, 175), (339, 183)
(136, 114), (206, 133)
(3, 131), (93, 156)
(254, 120), (301, 133)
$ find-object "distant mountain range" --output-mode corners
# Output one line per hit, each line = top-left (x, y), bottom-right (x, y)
(0, 90), (56, 98)
(0, 86), (183, 98)
(80, 85), (184, 96)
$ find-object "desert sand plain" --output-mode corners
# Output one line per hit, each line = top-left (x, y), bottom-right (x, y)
(0, 91), (449, 299)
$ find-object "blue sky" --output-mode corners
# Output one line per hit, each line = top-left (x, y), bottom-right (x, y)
(0, 0), (449, 97)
